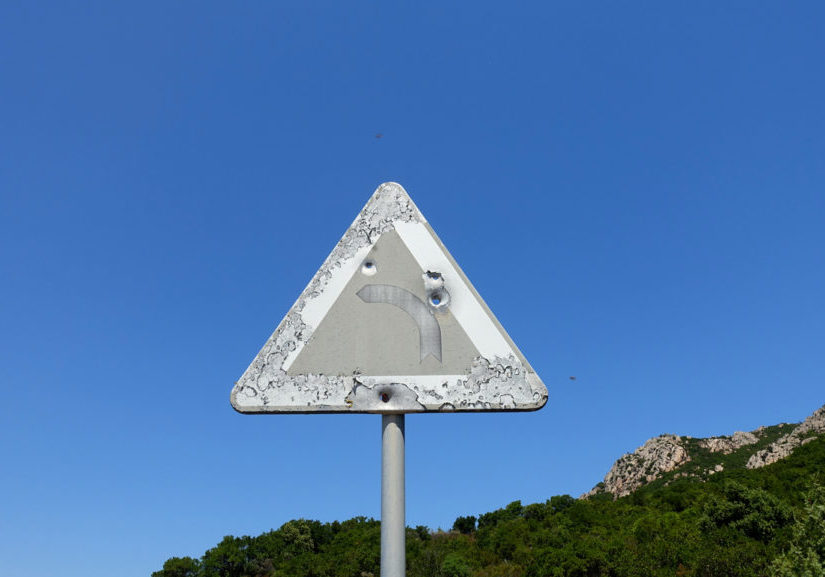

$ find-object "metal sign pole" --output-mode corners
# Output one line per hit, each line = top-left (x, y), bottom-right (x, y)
(381, 414), (406, 577)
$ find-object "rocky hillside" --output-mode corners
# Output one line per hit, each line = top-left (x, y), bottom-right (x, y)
(586, 403), (825, 499)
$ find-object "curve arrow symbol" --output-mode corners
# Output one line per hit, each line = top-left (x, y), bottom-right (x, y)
(356, 284), (442, 362)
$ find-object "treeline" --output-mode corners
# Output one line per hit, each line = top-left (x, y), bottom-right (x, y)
(154, 436), (825, 577)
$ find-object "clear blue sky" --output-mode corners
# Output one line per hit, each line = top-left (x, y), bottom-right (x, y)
(1, 3), (824, 576)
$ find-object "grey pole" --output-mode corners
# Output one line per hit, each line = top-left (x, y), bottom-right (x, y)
(381, 414), (406, 577)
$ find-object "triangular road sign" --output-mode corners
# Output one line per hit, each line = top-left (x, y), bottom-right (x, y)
(231, 183), (548, 413)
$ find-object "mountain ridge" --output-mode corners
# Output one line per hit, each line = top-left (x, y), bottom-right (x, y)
(585, 403), (825, 499)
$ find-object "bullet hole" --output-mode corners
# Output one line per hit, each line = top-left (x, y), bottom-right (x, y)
(361, 260), (377, 276)
(429, 290), (450, 309)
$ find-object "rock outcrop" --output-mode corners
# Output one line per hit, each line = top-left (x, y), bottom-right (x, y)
(747, 405), (825, 469)
(585, 403), (825, 499)
(586, 434), (690, 498)
(699, 430), (759, 454)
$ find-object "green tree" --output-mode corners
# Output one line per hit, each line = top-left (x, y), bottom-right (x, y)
(548, 495), (575, 514)
(201, 535), (253, 577)
(151, 556), (200, 577)
(702, 481), (793, 542)
(452, 515), (477, 534)
(770, 482), (825, 577)
(478, 501), (523, 530)
(441, 553), (471, 577)
(279, 519), (315, 558)
(414, 525), (431, 541)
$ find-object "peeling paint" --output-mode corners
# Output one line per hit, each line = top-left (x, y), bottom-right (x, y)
(346, 382), (426, 413)
(232, 352), (547, 414)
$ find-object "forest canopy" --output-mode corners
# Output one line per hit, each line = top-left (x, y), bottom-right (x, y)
(154, 435), (825, 577)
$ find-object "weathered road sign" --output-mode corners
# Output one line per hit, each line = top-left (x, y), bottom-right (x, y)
(231, 182), (547, 414)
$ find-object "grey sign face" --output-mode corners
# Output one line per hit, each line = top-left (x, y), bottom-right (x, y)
(356, 284), (443, 362)
(231, 182), (548, 414)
